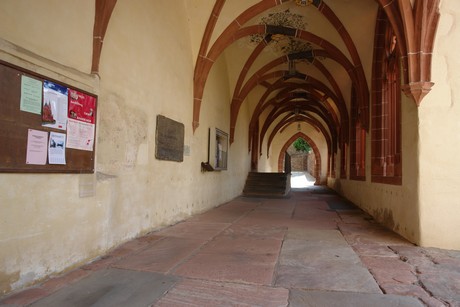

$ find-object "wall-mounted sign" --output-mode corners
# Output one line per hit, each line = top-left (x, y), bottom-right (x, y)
(155, 115), (184, 162)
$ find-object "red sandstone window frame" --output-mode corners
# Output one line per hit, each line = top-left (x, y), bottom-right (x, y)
(349, 88), (366, 181)
(371, 12), (402, 185)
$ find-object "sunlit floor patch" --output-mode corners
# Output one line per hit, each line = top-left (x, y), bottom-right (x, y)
(291, 172), (315, 188)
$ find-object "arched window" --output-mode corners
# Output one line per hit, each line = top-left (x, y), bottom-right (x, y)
(371, 10), (402, 184)
(350, 87), (366, 180)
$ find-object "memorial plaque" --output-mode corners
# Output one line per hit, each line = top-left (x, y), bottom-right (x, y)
(155, 115), (184, 162)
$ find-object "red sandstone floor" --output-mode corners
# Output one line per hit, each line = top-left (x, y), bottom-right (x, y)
(1, 187), (459, 306)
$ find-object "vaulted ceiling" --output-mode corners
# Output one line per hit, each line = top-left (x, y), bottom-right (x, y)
(91, 0), (440, 163)
(194, 0), (373, 154)
(190, 0), (439, 161)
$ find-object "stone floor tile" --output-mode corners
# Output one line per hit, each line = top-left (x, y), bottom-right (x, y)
(276, 236), (380, 293)
(417, 265), (460, 306)
(294, 200), (330, 210)
(289, 289), (424, 307)
(1, 189), (458, 306)
(202, 235), (282, 255)
(173, 252), (277, 285)
(219, 200), (261, 211)
(222, 223), (287, 240)
(187, 209), (247, 223)
(352, 244), (400, 258)
(29, 269), (179, 307)
(275, 263), (381, 293)
(40, 269), (92, 294)
(388, 245), (434, 267)
(113, 237), (206, 273)
(379, 283), (447, 307)
(246, 210), (293, 219)
(338, 223), (411, 246)
(154, 221), (230, 239)
(292, 209), (339, 221)
(360, 256), (418, 284)
(285, 219), (338, 230)
(337, 211), (374, 224)
(326, 197), (359, 211)
(285, 228), (348, 244)
(256, 202), (295, 210)
(194, 199), (259, 218)
(279, 239), (363, 266)
(80, 235), (165, 271)
(156, 279), (289, 307)
(0, 287), (49, 306)
(235, 214), (292, 228)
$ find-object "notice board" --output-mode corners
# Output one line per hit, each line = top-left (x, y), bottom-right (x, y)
(0, 60), (97, 173)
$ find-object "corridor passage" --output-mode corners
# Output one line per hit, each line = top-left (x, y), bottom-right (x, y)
(1, 188), (459, 306)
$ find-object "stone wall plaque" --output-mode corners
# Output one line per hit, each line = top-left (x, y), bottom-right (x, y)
(155, 115), (184, 162)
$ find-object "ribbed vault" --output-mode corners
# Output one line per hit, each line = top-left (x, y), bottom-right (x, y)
(191, 0), (439, 174)
(88, 1), (440, 176)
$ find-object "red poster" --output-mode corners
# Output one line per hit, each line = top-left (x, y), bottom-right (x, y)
(68, 89), (96, 124)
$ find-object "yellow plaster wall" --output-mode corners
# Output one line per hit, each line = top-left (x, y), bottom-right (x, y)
(417, 0), (460, 249)
(0, 0), (93, 73)
(329, 87), (420, 245)
(0, 0), (250, 295)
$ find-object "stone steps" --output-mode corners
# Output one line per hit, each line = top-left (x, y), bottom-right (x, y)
(242, 172), (290, 198)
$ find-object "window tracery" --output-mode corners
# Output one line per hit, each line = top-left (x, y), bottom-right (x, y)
(371, 15), (402, 184)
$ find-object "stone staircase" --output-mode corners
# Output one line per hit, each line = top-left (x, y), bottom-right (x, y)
(242, 172), (291, 198)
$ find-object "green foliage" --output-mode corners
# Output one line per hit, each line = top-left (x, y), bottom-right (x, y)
(293, 137), (311, 153)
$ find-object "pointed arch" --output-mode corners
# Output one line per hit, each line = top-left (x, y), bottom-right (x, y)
(277, 132), (322, 185)
(376, 0), (440, 105)
(92, 0), (117, 74)
(193, 0), (369, 131)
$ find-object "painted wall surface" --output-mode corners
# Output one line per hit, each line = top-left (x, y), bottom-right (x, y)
(417, 0), (460, 249)
(0, 0), (250, 295)
(329, 83), (420, 245)
(0, 0), (94, 73)
(330, 1), (460, 250)
(263, 123), (328, 182)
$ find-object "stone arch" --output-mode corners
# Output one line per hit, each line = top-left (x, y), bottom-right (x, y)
(376, 0), (440, 105)
(277, 132), (321, 185)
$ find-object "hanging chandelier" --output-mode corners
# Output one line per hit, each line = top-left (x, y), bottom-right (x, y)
(295, 0), (314, 6)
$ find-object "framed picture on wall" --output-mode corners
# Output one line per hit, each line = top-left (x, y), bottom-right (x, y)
(208, 128), (228, 171)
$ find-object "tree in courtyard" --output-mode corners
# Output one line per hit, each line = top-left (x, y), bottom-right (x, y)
(293, 137), (311, 153)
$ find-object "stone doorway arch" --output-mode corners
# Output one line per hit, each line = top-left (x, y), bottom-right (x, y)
(278, 132), (321, 185)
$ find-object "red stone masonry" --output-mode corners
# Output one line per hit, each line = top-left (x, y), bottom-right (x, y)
(91, 0), (118, 74)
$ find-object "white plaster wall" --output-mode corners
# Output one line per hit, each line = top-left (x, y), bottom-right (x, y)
(417, 0), (460, 249)
(0, 0), (250, 295)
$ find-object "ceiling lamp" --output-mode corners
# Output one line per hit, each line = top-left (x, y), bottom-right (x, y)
(295, 0), (313, 6)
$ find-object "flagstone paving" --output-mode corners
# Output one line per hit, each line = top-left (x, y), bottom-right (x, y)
(1, 186), (459, 306)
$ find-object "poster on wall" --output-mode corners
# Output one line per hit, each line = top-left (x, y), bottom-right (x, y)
(20, 75), (42, 114)
(48, 132), (66, 165)
(68, 89), (96, 124)
(42, 80), (68, 130)
(66, 118), (95, 151)
(66, 89), (96, 151)
(26, 129), (48, 165)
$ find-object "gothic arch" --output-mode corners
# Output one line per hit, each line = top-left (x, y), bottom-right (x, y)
(277, 132), (321, 185)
